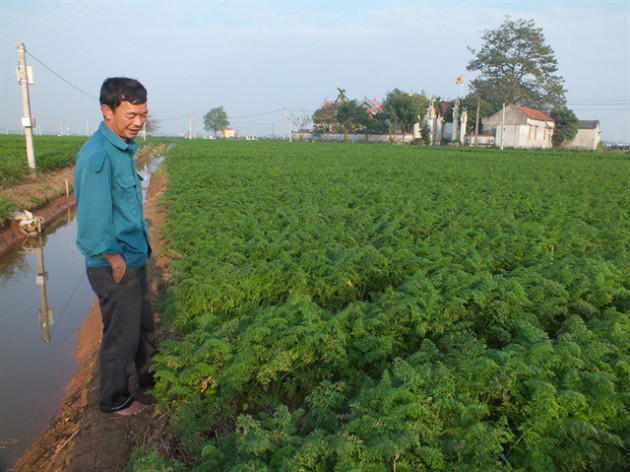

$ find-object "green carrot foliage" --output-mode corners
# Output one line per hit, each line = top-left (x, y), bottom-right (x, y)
(135, 141), (629, 471)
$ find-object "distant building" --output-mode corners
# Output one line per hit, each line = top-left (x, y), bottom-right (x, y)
(483, 104), (555, 149)
(420, 99), (467, 145)
(567, 120), (601, 150)
(313, 100), (339, 133)
(313, 97), (385, 134)
(357, 97), (384, 117)
(222, 127), (235, 139)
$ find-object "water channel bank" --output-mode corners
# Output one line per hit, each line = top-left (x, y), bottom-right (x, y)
(0, 143), (170, 257)
(2, 151), (171, 472)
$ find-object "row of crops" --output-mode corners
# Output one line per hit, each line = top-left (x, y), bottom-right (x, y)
(132, 141), (629, 471)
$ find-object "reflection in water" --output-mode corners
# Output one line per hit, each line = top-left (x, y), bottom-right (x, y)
(37, 237), (54, 344)
(0, 154), (166, 471)
(20, 234), (55, 344)
(0, 209), (89, 471)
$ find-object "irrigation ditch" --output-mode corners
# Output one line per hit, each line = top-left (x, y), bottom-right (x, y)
(2, 144), (172, 472)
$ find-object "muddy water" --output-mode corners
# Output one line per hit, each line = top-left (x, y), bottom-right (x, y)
(0, 155), (165, 471)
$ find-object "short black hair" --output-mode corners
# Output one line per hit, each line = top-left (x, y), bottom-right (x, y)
(99, 77), (147, 110)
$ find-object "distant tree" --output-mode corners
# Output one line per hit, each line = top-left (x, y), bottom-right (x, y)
(467, 16), (567, 113)
(420, 123), (431, 145)
(335, 87), (348, 104)
(313, 92), (388, 135)
(336, 100), (372, 134)
(365, 112), (389, 135)
(383, 89), (429, 134)
(144, 112), (160, 135)
(550, 107), (579, 148)
(313, 102), (339, 133)
(290, 111), (313, 131)
(203, 106), (229, 136)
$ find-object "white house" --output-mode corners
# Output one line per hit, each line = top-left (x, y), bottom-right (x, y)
(567, 120), (601, 151)
(483, 104), (555, 149)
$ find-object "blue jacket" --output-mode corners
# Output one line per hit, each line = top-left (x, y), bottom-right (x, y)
(74, 122), (150, 268)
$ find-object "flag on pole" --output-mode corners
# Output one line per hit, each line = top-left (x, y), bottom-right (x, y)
(455, 74), (464, 85)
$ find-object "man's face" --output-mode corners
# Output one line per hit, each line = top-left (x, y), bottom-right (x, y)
(101, 100), (148, 140)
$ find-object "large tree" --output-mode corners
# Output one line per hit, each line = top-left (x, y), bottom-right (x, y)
(467, 16), (567, 113)
(382, 89), (429, 134)
(550, 107), (579, 148)
(203, 106), (229, 136)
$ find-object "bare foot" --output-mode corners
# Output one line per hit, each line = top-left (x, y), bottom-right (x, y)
(113, 400), (147, 416)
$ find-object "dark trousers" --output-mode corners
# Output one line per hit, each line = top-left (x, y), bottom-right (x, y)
(86, 265), (156, 412)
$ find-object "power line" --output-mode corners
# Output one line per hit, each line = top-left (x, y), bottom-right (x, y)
(228, 108), (284, 119)
(24, 49), (98, 101)
(160, 114), (189, 122)
(288, 108), (314, 114)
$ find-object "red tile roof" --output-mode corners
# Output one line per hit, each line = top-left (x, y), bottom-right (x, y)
(516, 106), (554, 122)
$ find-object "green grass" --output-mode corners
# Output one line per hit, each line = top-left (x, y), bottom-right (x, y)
(124, 140), (628, 471)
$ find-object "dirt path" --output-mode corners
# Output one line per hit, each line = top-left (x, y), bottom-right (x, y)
(12, 167), (173, 472)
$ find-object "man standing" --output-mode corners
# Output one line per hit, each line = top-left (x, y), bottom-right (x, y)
(75, 77), (155, 416)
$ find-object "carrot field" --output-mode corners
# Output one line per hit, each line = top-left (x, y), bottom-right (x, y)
(0, 135), (87, 185)
(132, 141), (629, 471)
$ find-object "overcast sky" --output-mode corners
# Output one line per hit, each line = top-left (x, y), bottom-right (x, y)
(1, 0), (628, 141)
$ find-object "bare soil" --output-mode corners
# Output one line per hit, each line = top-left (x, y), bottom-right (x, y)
(12, 167), (173, 471)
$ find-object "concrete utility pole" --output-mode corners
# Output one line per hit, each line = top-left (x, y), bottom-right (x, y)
(283, 107), (287, 140)
(17, 42), (36, 172)
(474, 97), (480, 146)
(500, 103), (505, 150)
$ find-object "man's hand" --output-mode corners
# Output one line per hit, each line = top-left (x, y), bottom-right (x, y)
(103, 253), (127, 283)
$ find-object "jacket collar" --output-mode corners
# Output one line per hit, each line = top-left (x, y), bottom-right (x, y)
(98, 122), (139, 153)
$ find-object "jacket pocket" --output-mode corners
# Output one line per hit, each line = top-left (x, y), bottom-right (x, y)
(114, 174), (138, 213)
